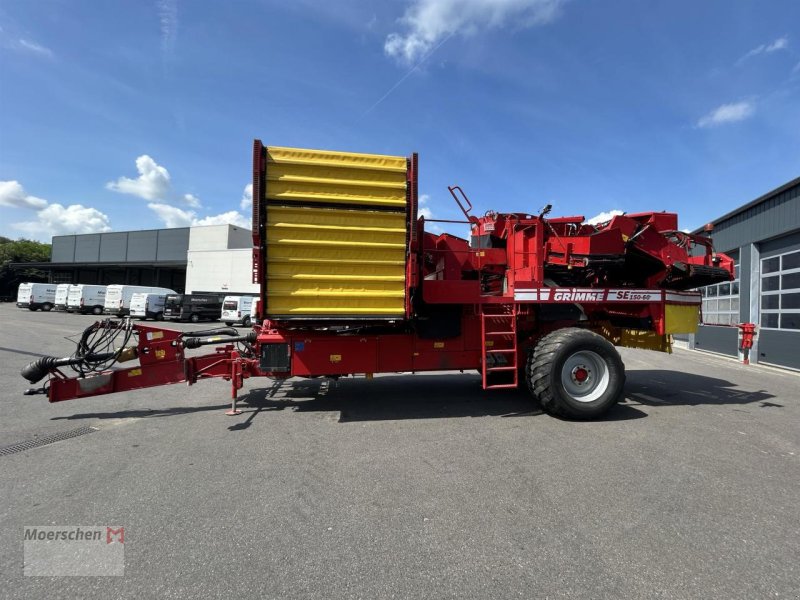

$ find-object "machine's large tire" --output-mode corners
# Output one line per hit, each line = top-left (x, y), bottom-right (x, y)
(527, 328), (624, 420)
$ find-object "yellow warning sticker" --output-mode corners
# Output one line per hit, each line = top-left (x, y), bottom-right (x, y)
(434, 342), (444, 349)
(155, 349), (166, 360)
(128, 369), (142, 377)
(330, 354), (342, 363)
(485, 340), (494, 347)
(147, 331), (164, 340)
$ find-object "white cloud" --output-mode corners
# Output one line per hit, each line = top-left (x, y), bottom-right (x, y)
(385, 0), (564, 64)
(158, 0), (179, 59)
(193, 211), (250, 228)
(585, 209), (623, 226)
(697, 101), (755, 128)
(148, 203), (250, 229)
(147, 202), (194, 228)
(738, 36), (788, 64)
(18, 39), (53, 58)
(240, 183), (253, 210)
(14, 204), (111, 238)
(3, 180), (111, 239)
(183, 193), (201, 208)
(418, 193), (434, 219)
(106, 155), (172, 201)
(766, 36), (789, 52)
(0, 180), (48, 209)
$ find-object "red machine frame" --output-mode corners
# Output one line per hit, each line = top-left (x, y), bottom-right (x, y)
(24, 142), (735, 420)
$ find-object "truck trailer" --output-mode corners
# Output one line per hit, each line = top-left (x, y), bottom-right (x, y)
(20, 141), (734, 420)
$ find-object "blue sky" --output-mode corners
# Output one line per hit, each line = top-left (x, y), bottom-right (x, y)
(1, 0), (799, 241)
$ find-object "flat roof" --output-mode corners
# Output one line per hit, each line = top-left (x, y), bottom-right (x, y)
(692, 175), (800, 233)
(9, 261), (186, 269)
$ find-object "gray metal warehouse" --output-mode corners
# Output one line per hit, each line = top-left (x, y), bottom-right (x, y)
(16, 224), (257, 297)
(46, 227), (190, 292)
(690, 176), (800, 370)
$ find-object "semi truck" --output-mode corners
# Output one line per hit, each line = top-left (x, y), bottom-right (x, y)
(20, 141), (734, 420)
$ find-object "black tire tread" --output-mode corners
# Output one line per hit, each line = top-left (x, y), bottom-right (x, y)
(527, 327), (622, 419)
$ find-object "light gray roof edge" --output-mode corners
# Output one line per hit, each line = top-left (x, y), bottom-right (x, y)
(691, 175), (800, 234)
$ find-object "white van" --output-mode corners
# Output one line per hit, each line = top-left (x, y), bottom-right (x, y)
(104, 285), (176, 316)
(129, 293), (167, 320)
(249, 297), (262, 325)
(221, 295), (256, 326)
(16, 282), (57, 311)
(67, 285), (107, 314)
(53, 284), (74, 311)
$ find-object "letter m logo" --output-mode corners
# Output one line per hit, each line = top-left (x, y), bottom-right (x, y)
(106, 527), (124, 544)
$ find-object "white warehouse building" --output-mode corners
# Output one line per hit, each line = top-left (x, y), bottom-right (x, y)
(185, 225), (258, 295)
(43, 224), (258, 296)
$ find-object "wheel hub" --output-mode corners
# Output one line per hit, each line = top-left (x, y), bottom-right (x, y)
(561, 350), (610, 403)
(572, 366), (590, 384)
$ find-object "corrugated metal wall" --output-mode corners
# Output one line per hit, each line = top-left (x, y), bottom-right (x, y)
(262, 146), (409, 318)
(692, 178), (800, 369)
(706, 179), (800, 253)
(51, 229), (191, 264)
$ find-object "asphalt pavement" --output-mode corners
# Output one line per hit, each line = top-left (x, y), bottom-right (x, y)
(0, 303), (798, 599)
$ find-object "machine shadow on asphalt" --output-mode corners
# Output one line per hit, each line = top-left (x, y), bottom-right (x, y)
(625, 370), (776, 407)
(44, 369), (777, 429)
(50, 403), (232, 422)
(233, 374), (648, 426)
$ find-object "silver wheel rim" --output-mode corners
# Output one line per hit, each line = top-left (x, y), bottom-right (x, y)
(560, 350), (610, 403)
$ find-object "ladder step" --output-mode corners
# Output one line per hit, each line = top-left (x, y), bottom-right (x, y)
(486, 349), (516, 354)
(486, 366), (517, 372)
(485, 331), (515, 336)
(485, 383), (519, 390)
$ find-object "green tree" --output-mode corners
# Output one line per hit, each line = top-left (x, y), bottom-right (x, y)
(0, 237), (52, 300)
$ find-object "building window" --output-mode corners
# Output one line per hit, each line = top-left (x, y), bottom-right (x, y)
(761, 250), (800, 330)
(52, 272), (72, 284)
(701, 263), (740, 325)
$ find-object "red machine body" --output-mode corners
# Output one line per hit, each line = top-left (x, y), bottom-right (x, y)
(26, 143), (735, 420)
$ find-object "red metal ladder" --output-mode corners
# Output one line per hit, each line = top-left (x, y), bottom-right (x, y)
(480, 304), (519, 390)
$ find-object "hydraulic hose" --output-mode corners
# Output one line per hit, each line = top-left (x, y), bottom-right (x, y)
(182, 327), (241, 338)
(20, 352), (117, 384)
(183, 331), (257, 349)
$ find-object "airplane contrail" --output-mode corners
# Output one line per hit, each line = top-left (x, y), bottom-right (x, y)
(362, 32), (456, 118)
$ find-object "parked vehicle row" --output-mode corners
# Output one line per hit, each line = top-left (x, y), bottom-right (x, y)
(163, 293), (226, 323)
(15, 283), (259, 324)
(67, 284), (107, 314)
(103, 285), (176, 317)
(16, 283), (59, 311)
